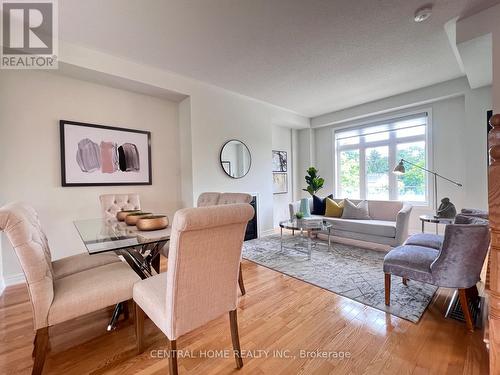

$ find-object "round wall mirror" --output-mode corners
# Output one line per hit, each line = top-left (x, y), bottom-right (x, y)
(220, 140), (251, 179)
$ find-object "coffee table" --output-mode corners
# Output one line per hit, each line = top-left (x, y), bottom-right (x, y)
(279, 219), (333, 260)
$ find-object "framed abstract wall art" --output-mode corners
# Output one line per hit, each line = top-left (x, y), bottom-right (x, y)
(272, 150), (287, 172)
(273, 173), (288, 194)
(60, 120), (152, 186)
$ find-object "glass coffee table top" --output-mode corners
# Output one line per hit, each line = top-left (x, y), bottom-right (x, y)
(279, 219), (332, 231)
(74, 218), (171, 254)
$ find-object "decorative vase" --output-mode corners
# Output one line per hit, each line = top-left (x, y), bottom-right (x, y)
(299, 198), (311, 218)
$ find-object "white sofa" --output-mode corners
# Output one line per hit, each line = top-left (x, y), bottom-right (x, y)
(289, 198), (412, 247)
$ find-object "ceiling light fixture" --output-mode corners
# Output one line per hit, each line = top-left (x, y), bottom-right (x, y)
(414, 6), (433, 23)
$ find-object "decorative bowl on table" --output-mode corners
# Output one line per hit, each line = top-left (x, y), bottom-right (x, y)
(125, 212), (153, 226)
(136, 215), (169, 231)
(116, 209), (142, 221)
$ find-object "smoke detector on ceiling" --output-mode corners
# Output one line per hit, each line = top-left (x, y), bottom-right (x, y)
(414, 6), (433, 23)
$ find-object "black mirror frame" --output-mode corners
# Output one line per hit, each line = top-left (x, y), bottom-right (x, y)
(219, 139), (252, 179)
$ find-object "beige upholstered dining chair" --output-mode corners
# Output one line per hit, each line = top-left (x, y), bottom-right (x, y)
(0, 202), (140, 375)
(133, 204), (254, 374)
(196, 192), (252, 295)
(99, 193), (141, 221)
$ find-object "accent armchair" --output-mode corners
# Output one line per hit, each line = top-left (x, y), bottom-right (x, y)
(133, 203), (254, 374)
(197, 192), (252, 295)
(384, 221), (490, 331)
(0, 202), (140, 375)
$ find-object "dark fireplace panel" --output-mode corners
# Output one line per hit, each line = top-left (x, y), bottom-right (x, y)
(244, 195), (258, 241)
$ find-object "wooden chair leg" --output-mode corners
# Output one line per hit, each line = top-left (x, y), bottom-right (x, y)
(32, 327), (49, 375)
(167, 339), (178, 375)
(135, 303), (145, 353)
(466, 284), (479, 303)
(384, 273), (391, 306)
(238, 264), (246, 296)
(229, 309), (244, 369)
(123, 300), (130, 321)
(402, 277), (408, 286)
(458, 288), (474, 332)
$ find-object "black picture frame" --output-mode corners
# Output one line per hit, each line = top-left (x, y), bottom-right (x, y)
(272, 150), (287, 172)
(60, 120), (152, 186)
(273, 172), (288, 194)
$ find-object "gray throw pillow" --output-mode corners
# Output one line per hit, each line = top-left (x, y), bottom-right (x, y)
(341, 199), (371, 220)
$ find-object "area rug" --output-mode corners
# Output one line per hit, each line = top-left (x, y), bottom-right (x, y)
(242, 234), (437, 323)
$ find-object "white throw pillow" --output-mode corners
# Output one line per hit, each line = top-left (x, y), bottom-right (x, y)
(341, 199), (371, 220)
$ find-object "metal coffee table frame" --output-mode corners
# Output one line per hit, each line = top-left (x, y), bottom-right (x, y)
(279, 220), (332, 260)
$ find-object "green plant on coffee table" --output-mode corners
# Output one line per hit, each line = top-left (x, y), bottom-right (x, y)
(303, 167), (324, 196)
(295, 212), (304, 220)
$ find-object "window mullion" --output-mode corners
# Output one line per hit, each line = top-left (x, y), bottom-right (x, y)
(359, 137), (366, 200)
(388, 133), (397, 200)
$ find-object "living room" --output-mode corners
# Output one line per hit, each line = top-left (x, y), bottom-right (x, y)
(1, 1), (500, 374)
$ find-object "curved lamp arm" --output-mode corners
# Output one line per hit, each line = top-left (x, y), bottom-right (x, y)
(394, 159), (462, 187)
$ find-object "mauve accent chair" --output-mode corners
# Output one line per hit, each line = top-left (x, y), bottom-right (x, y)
(133, 203), (254, 374)
(0, 202), (140, 375)
(383, 222), (490, 331)
(99, 193), (141, 221)
(197, 192), (252, 296)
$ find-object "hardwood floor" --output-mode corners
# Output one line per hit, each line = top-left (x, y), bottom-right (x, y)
(0, 258), (489, 374)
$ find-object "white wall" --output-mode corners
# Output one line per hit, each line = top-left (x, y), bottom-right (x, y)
(53, 43), (309, 237)
(272, 126), (293, 226)
(0, 43), (309, 286)
(294, 128), (316, 199)
(301, 79), (491, 233)
(0, 70), (182, 281)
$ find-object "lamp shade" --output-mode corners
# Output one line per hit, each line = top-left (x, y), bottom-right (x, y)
(393, 160), (405, 174)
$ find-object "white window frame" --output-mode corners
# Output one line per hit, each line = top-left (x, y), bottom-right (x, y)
(333, 109), (432, 206)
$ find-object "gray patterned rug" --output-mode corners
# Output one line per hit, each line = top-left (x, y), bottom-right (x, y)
(242, 234), (437, 323)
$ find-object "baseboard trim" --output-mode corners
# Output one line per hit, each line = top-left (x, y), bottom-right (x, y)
(0, 277), (4, 295)
(3, 273), (25, 287)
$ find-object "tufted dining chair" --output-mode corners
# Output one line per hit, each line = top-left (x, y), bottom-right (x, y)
(196, 192), (252, 296)
(0, 202), (140, 375)
(133, 204), (254, 374)
(99, 193), (141, 221)
(196, 192), (221, 207)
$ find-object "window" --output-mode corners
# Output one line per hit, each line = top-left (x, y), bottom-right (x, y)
(335, 113), (429, 204)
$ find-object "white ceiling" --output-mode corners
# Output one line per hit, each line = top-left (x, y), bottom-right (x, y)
(59, 0), (499, 117)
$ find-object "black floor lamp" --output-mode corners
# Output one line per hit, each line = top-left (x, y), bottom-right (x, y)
(393, 159), (462, 215)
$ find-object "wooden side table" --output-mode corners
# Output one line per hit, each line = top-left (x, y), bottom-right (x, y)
(419, 214), (454, 234)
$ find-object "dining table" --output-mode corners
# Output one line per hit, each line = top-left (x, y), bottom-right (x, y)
(73, 218), (171, 330)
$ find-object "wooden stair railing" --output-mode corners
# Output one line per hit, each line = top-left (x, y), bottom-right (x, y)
(488, 113), (500, 374)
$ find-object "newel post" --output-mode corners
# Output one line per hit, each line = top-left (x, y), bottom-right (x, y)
(488, 114), (500, 374)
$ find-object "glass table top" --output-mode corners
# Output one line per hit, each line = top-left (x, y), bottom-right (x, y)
(279, 219), (332, 231)
(419, 214), (454, 224)
(74, 218), (171, 254)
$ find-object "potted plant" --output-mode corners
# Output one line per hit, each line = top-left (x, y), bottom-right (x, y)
(300, 167), (324, 217)
(294, 211), (304, 225)
(303, 167), (324, 196)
